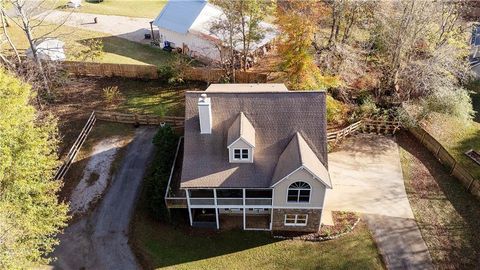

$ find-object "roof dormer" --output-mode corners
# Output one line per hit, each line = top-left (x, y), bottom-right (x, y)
(227, 112), (255, 163)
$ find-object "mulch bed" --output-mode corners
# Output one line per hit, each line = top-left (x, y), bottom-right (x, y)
(274, 211), (360, 241)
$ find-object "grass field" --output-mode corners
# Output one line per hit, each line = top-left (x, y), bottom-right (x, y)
(398, 132), (480, 269)
(132, 208), (384, 269)
(54, 0), (166, 18)
(419, 87), (480, 180)
(5, 19), (175, 66)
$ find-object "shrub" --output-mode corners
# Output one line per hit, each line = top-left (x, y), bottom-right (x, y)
(358, 95), (380, 118)
(144, 125), (179, 221)
(102, 86), (122, 104)
(326, 95), (348, 124)
(157, 65), (175, 82)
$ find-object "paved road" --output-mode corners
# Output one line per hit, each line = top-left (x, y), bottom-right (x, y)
(51, 127), (156, 270)
(39, 10), (153, 44)
(325, 134), (433, 270)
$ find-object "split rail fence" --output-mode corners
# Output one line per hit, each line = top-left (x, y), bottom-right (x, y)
(54, 112), (96, 180)
(54, 111), (184, 181)
(326, 119), (401, 143)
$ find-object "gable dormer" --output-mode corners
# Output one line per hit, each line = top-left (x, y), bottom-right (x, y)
(227, 112), (255, 163)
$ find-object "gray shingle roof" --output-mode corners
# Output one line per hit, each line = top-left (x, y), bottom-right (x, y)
(180, 88), (328, 188)
(227, 112), (255, 147)
(271, 132), (332, 188)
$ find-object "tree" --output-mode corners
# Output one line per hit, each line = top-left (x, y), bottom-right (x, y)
(210, 0), (240, 82)
(0, 69), (69, 269)
(276, 0), (339, 90)
(371, 0), (473, 121)
(1, 0), (71, 95)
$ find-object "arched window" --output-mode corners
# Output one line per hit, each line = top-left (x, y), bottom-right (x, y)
(287, 182), (311, 203)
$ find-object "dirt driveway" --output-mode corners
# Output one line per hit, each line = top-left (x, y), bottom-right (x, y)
(51, 127), (156, 270)
(325, 134), (414, 219)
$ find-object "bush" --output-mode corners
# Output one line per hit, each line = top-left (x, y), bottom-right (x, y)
(102, 86), (123, 104)
(326, 95), (348, 124)
(157, 65), (175, 82)
(145, 125), (179, 221)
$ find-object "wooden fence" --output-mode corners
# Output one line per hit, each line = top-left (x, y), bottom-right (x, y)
(409, 126), (480, 199)
(60, 61), (268, 83)
(95, 110), (184, 128)
(62, 61), (158, 79)
(326, 119), (401, 144)
(54, 112), (96, 180)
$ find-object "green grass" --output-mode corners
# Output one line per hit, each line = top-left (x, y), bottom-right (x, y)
(398, 132), (480, 269)
(422, 93), (480, 180)
(6, 19), (176, 66)
(90, 78), (189, 116)
(53, 0), (166, 18)
(132, 212), (384, 269)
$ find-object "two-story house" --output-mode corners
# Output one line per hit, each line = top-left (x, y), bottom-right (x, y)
(166, 84), (332, 233)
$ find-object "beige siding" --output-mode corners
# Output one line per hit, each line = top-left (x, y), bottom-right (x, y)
(272, 168), (326, 208)
(228, 139), (254, 163)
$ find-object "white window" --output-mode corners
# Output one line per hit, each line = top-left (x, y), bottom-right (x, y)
(233, 148), (249, 160)
(287, 181), (311, 203)
(284, 214), (308, 226)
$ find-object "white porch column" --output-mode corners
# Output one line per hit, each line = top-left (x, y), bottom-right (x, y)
(242, 188), (246, 230)
(214, 189), (219, 229)
(186, 188), (193, 226)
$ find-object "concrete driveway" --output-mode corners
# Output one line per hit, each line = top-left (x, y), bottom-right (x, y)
(325, 134), (433, 270)
(325, 134), (414, 219)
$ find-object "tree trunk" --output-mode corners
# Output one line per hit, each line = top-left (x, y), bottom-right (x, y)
(19, 9), (50, 94)
(0, 8), (20, 63)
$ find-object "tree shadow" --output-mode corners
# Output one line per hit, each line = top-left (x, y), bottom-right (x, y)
(78, 35), (176, 67)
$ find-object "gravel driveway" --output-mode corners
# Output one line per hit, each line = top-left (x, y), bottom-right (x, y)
(51, 127), (156, 270)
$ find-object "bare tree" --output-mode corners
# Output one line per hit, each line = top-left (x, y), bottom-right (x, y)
(2, 0), (71, 94)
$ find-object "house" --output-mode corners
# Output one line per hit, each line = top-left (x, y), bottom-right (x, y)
(152, 0), (277, 63)
(166, 84), (332, 233)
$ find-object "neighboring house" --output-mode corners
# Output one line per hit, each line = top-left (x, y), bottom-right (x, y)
(152, 0), (277, 63)
(166, 84), (332, 233)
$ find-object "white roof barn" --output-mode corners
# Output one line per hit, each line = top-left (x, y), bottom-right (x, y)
(152, 0), (277, 62)
(26, 38), (66, 61)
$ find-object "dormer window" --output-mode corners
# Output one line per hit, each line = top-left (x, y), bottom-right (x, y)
(233, 149), (249, 160)
(227, 112), (255, 163)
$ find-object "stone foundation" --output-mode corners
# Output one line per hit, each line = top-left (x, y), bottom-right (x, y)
(272, 208), (322, 233)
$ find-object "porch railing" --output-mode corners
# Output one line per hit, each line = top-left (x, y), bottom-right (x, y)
(245, 198), (272, 205)
(189, 197), (272, 206)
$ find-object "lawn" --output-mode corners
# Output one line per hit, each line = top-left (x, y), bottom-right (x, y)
(420, 87), (480, 180)
(398, 131), (480, 269)
(54, 0), (166, 18)
(5, 19), (175, 66)
(132, 211), (384, 269)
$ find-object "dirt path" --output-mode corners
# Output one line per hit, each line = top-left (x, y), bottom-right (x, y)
(51, 127), (156, 270)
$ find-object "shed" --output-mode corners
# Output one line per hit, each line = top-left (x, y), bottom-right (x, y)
(26, 39), (66, 61)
